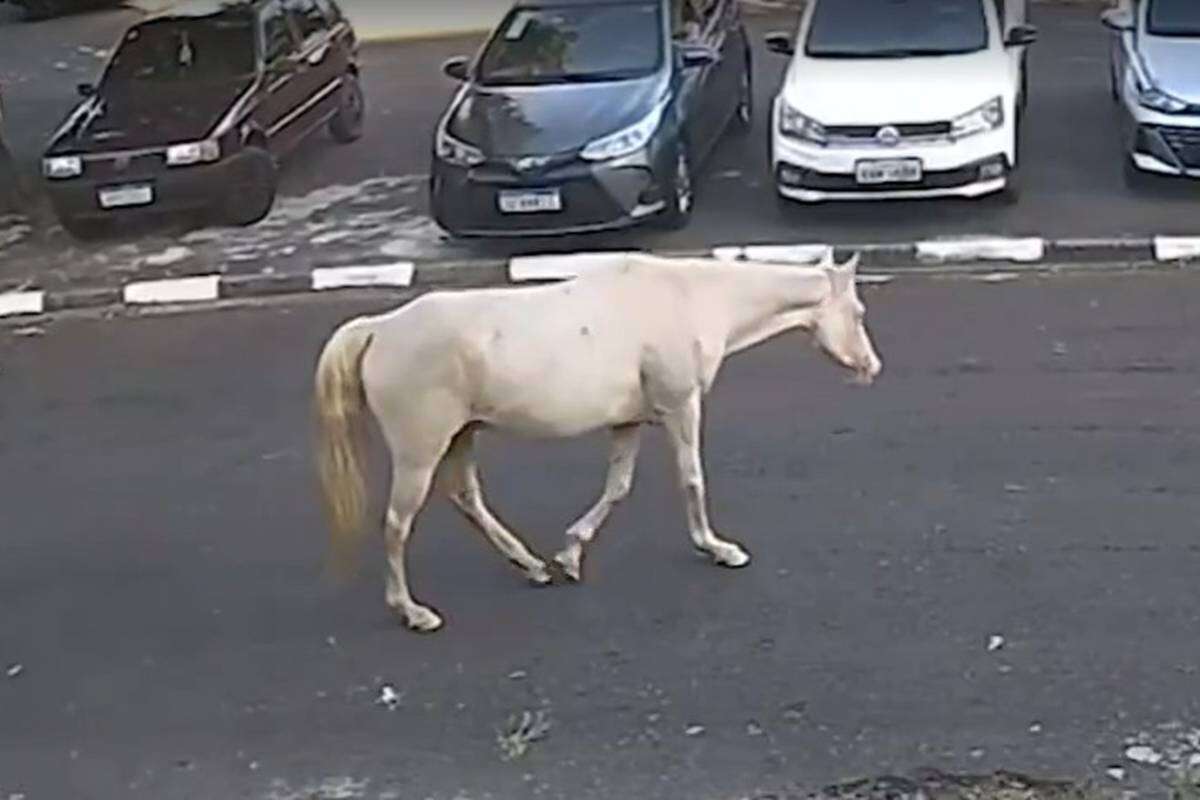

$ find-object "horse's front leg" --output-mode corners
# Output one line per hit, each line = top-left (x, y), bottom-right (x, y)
(554, 424), (642, 581)
(662, 393), (751, 569)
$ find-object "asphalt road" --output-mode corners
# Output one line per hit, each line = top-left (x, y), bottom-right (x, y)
(4, 272), (1200, 799)
(1, 3), (1199, 282)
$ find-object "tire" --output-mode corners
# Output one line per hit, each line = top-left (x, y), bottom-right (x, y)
(657, 144), (694, 230)
(225, 146), (276, 227)
(997, 166), (1021, 205)
(731, 53), (753, 134)
(329, 74), (365, 144)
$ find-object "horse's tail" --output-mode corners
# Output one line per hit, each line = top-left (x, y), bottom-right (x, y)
(314, 317), (376, 578)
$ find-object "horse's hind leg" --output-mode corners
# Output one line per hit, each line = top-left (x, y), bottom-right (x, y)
(438, 428), (553, 586)
(553, 423), (642, 582)
(662, 392), (750, 569)
(384, 456), (447, 632)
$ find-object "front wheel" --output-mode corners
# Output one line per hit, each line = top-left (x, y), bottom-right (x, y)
(657, 146), (694, 230)
(732, 55), (753, 134)
(329, 74), (365, 144)
(224, 147), (277, 227)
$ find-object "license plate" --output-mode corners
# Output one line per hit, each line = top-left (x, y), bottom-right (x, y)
(498, 188), (562, 214)
(98, 184), (154, 209)
(855, 159), (922, 185)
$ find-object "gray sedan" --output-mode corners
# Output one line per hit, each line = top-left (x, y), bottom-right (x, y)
(1102, 0), (1200, 185)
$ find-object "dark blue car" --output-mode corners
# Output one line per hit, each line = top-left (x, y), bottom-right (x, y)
(430, 0), (752, 238)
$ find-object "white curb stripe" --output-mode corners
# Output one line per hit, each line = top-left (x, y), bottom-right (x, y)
(916, 237), (1044, 264)
(509, 251), (638, 282)
(0, 290), (46, 318)
(978, 272), (1021, 283)
(1153, 237), (1200, 262)
(713, 244), (833, 264)
(856, 274), (895, 285)
(311, 262), (414, 290)
(123, 275), (220, 305)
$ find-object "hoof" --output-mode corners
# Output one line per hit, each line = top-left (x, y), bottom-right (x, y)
(526, 561), (554, 587)
(710, 542), (751, 569)
(402, 605), (444, 633)
(553, 549), (582, 582)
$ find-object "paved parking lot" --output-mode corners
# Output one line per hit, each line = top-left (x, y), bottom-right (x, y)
(0, 3), (1196, 293)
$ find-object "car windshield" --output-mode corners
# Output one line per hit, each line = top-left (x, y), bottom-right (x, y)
(103, 17), (256, 85)
(476, 2), (663, 86)
(805, 0), (989, 58)
(1147, 0), (1200, 36)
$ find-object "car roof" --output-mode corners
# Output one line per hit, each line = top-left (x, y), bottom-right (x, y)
(512, 0), (665, 8)
(143, 0), (263, 22)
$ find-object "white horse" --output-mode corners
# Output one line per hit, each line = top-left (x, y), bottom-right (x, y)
(314, 251), (882, 633)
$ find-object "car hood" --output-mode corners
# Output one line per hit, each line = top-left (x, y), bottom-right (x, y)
(1140, 35), (1200, 105)
(47, 77), (254, 155)
(447, 74), (666, 157)
(781, 49), (1012, 124)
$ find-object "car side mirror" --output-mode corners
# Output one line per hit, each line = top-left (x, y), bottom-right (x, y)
(764, 31), (795, 56)
(679, 43), (719, 69)
(443, 56), (470, 81)
(1004, 24), (1038, 47)
(77, 82), (96, 98)
(1100, 8), (1134, 31)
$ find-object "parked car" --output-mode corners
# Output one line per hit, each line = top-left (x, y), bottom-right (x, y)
(1102, 0), (1200, 186)
(41, 0), (365, 239)
(0, 86), (19, 214)
(765, 0), (1037, 204)
(429, 0), (753, 237)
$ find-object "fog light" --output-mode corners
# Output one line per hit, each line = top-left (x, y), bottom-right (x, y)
(779, 165), (806, 186)
(979, 160), (1006, 180)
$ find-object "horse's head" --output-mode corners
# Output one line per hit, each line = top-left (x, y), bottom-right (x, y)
(811, 252), (882, 385)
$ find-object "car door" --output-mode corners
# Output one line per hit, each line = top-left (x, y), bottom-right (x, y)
(260, 0), (308, 153)
(284, 0), (344, 134)
(674, 0), (725, 158)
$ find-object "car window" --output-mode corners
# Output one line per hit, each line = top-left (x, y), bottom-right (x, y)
(477, 2), (664, 86)
(285, 0), (330, 47)
(1146, 0), (1200, 36)
(103, 17), (257, 85)
(805, 0), (989, 57)
(262, 3), (299, 64)
(313, 0), (343, 25)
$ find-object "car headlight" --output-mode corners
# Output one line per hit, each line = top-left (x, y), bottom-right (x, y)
(43, 155), (83, 179)
(1138, 85), (1189, 114)
(580, 101), (667, 162)
(166, 140), (220, 167)
(951, 97), (1004, 139)
(435, 125), (485, 168)
(778, 100), (827, 145)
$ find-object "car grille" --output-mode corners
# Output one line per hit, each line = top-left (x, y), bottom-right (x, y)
(825, 121), (952, 143)
(1158, 126), (1200, 169)
(83, 150), (166, 181)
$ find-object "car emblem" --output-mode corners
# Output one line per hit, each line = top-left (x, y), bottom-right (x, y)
(873, 125), (902, 146)
(513, 156), (550, 172)
(876, 125), (901, 147)
(112, 154), (131, 172)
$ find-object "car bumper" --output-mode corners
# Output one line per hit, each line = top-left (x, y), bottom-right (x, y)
(43, 155), (244, 220)
(1122, 101), (1200, 178)
(771, 124), (1013, 202)
(430, 150), (670, 238)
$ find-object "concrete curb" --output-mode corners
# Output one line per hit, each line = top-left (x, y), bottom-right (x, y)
(2, 235), (1198, 319)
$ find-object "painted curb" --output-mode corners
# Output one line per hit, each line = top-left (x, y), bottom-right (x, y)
(2, 235), (1199, 320)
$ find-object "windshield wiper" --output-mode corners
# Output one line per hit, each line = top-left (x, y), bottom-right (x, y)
(809, 46), (982, 58)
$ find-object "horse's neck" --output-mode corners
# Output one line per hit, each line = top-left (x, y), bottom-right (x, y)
(714, 264), (829, 355)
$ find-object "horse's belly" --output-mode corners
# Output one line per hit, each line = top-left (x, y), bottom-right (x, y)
(475, 374), (646, 437)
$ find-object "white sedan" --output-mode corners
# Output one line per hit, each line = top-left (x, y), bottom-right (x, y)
(765, 0), (1037, 204)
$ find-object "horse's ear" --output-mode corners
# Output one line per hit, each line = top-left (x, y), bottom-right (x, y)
(824, 264), (852, 296)
(817, 249), (836, 268)
(841, 252), (861, 274)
